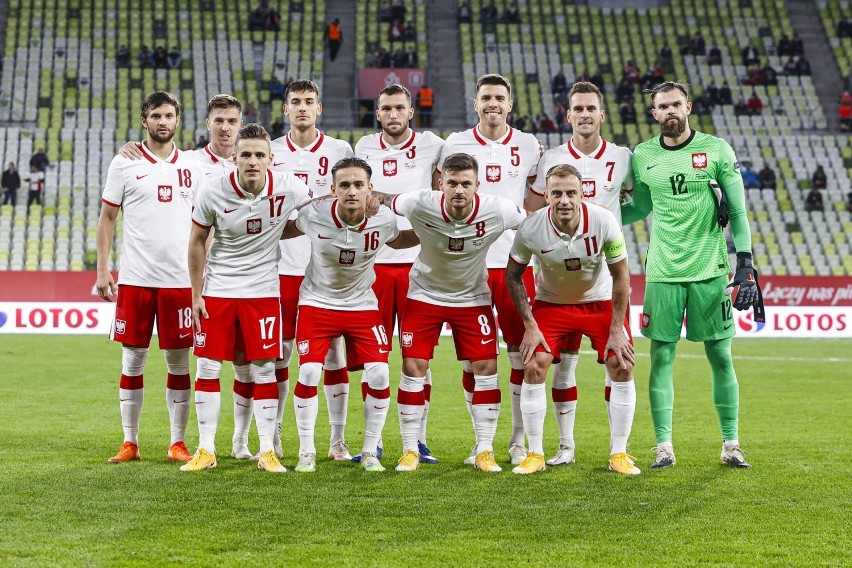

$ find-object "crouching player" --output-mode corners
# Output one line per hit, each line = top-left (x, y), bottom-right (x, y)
(506, 164), (639, 475)
(284, 157), (419, 472)
(182, 124), (313, 473)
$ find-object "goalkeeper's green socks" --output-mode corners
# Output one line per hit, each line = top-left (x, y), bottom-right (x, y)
(705, 338), (740, 442)
(649, 340), (677, 444)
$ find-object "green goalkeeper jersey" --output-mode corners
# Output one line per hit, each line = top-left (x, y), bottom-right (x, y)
(623, 130), (751, 283)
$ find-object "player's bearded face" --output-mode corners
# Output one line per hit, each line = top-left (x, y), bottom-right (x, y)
(441, 169), (479, 218)
(659, 113), (687, 137)
(377, 93), (413, 138)
(143, 104), (179, 144)
(653, 91), (691, 138)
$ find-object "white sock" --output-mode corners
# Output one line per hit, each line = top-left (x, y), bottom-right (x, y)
(195, 357), (223, 455)
(609, 380), (636, 455)
(232, 363), (253, 446)
(507, 351), (525, 447)
(164, 348), (190, 445)
(362, 362), (390, 454)
(324, 337), (348, 443)
(471, 373), (500, 454)
(520, 382), (547, 455)
(251, 361), (278, 454)
(295, 362), (322, 455)
(418, 369), (432, 445)
(398, 373), (425, 453)
(553, 352), (578, 449)
(119, 346), (147, 444)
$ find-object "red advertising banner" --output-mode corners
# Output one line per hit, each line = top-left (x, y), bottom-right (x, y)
(357, 68), (427, 100)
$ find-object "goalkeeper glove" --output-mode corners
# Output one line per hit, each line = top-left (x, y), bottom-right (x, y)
(724, 253), (764, 321)
(710, 179), (729, 227)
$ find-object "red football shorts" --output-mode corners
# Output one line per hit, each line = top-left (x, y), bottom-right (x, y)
(194, 296), (282, 362)
(487, 266), (535, 345)
(111, 285), (193, 349)
(399, 299), (498, 362)
(531, 300), (632, 363)
(279, 274), (304, 340)
(296, 305), (389, 370)
(372, 263), (412, 348)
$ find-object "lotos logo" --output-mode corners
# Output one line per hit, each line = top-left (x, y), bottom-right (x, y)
(582, 180), (596, 198)
(295, 173), (309, 184)
(485, 165), (501, 182)
(298, 340), (309, 355)
(246, 218), (262, 234)
(339, 250), (356, 265)
(737, 310), (766, 333)
(401, 332), (413, 347)
(195, 332), (206, 347)
(115, 319), (127, 334)
(383, 159), (397, 176)
(692, 153), (707, 169)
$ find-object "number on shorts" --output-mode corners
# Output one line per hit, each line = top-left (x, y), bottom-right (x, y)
(371, 325), (389, 345)
(477, 314), (491, 335)
(177, 307), (192, 329)
(720, 298), (733, 321)
(259, 316), (276, 340)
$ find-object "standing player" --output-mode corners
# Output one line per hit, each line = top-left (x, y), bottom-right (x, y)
(354, 83), (445, 464)
(623, 81), (759, 468)
(182, 124), (312, 473)
(382, 153), (525, 472)
(528, 81), (634, 466)
(118, 94), (260, 461)
(285, 157), (419, 473)
(507, 164), (639, 475)
(96, 92), (203, 464)
(438, 74), (541, 465)
(270, 79), (356, 461)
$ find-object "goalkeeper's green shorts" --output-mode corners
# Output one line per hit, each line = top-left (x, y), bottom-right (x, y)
(639, 275), (736, 342)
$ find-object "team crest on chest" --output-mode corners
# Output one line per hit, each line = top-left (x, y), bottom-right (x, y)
(448, 237), (464, 252)
(339, 249), (356, 265)
(246, 218), (262, 234)
(485, 165), (501, 182)
(383, 159), (398, 176)
(564, 258), (581, 271)
(294, 172), (309, 184)
(582, 180), (596, 198)
(692, 153), (707, 169)
(158, 185), (173, 202)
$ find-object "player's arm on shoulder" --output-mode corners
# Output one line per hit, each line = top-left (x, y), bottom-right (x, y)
(605, 256), (634, 369)
(285, 205), (310, 239)
(500, 197), (526, 230)
(387, 229), (420, 249)
(620, 171), (652, 225)
(95, 201), (120, 301)
(717, 141), (751, 253)
(118, 140), (145, 160)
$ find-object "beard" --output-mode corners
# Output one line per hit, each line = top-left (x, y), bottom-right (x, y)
(660, 115), (686, 138)
(148, 125), (175, 144)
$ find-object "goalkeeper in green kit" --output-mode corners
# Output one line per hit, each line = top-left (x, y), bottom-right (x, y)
(622, 81), (764, 469)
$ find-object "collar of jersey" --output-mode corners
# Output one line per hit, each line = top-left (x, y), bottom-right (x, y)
(203, 144), (229, 163)
(330, 198), (369, 231)
(140, 142), (179, 164)
(567, 138), (607, 160)
(472, 125), (513, 146)
(379, 129), (416, 150)
(229, 170), (273, 199)
(286, 131), (325, 152)
(659, 129), (696, 152)
(440, 193), (480, 224)
(547, 201), (588, 238)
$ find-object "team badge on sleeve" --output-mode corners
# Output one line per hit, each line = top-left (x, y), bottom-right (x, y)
(246, 219), (262, 234)
(486, 165), (501, 182)
(692, 153), (707, 169)
(383, 159), (398, 176)
(158, 185), (173, 202)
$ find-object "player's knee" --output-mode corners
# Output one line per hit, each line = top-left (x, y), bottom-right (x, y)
(251, 359), (276, 384)
(233, 350), (247, 366)
(402, 358), (428, 377)
(196, 357), (223, 379)
(325, 337), (347, 369)
(524, 356), (550, 384)
(298, 362), (323, 387)
(121, 346), (149, 376)
(471, 358), (497, 376)
(163, 348), (189, 375)
(363, 362), (390, 390)
(704, 338), (734, 368)
(606, 358), (633, 382)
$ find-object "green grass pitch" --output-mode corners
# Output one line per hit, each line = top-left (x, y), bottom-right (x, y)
(0, 335), (849, 566)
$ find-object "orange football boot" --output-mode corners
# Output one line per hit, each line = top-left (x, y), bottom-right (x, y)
(107, 441), (140, 463)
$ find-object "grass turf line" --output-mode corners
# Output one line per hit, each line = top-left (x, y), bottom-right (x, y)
(0, 336), (848, 566)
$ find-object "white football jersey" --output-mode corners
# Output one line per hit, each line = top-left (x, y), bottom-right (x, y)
(355, 129), (444, 264)
(509, 202), (627, 304)
(186, 144), (236, 178)
(392, 189), (524, 307)
(532, 138), (632, 222)
(296, 200), (400, 311)
(438, 126), (540, 268)
(102, 143), (204, 288)
(192, 170), (312, 298)
(270, 131), (354, 276)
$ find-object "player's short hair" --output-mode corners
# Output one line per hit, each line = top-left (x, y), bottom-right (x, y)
(568, 81), (604, 107)
(332, 157), (373, 181)
(648, 81), (690, 104)
(545, 164), (582, 186)
(207, 94), (242, 115)
(442, 153), (479, 176)
(141, 91), (181, 118)
(476, 74), (512, 97)
(234, 123), (271, 151)
(285, 79), (320, 101)
(377, 84), (412, 106)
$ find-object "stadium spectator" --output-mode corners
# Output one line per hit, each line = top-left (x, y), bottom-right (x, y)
(734, 95), (749, 116)
(137, 45), (153, 68)
(30, 147), (49, 172)
(416, 84), (434, 127)
(705, 81), (720, 105)
(513, 114), (529, 131)
(270, 116), (284, 139)
(839, 16), (852, 38)
(502, 3), (520, 23)
(551, 69), (569, 104)
(535, 113), (557, 133)
(403, 47), (417, 68)
(196, 135), (208, 149)
(689, 31), (706, 55)
(391, 48), (405, 68)
(269, 76), (285, 99)
(791, 33), (804, 56)
(846, 191), (852, 213)
(660, 43), (673, 68)
(619, 99), (637, 124)
(796, 56), (812, 76)
(743, 65), (764, 86)
(388, 19), (404, 42)
(266, 7), (280, 31)
(759, 164), (777, 191)
(24, 164), (45, 212)
(553, 99), (568, 132)
(589, 69), (604, 92)
(249, 6), (267, 31)
(805, 188), (824, 212)
(812, 165), (827, 190)
(116, 45), (131, 68)
(763, 63), (778, 86)
(364, 49), (380, 68)
(777, 34), (793, 56)
(747, 91), (764, 115)
(458, 1), (472, 23)
(324, 18), (343, 62)
(694, 91), (713, 116)
(167, 46), (182, 69)
(783, 56), (798, 75)
(1, 162), (20, 206)
(622, 59), (640, 82)
(839, 90), (852, 131)
(244, 102), (256, 121)
(404, 21), (416, 42)
(378, 48), (391, 67)
(575, 68), (591, 84)
(379, 2), (392, 22)
(616, 77), (634, 104)
(391, 0), (406, 22)
(742, 41), (759, 66)
(707, 44), (722, 65)
(480, 2), (498, 23)
(740, 162), (760, 190)
(153, 46), (168, 68)
(719, 81), (733, 105)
